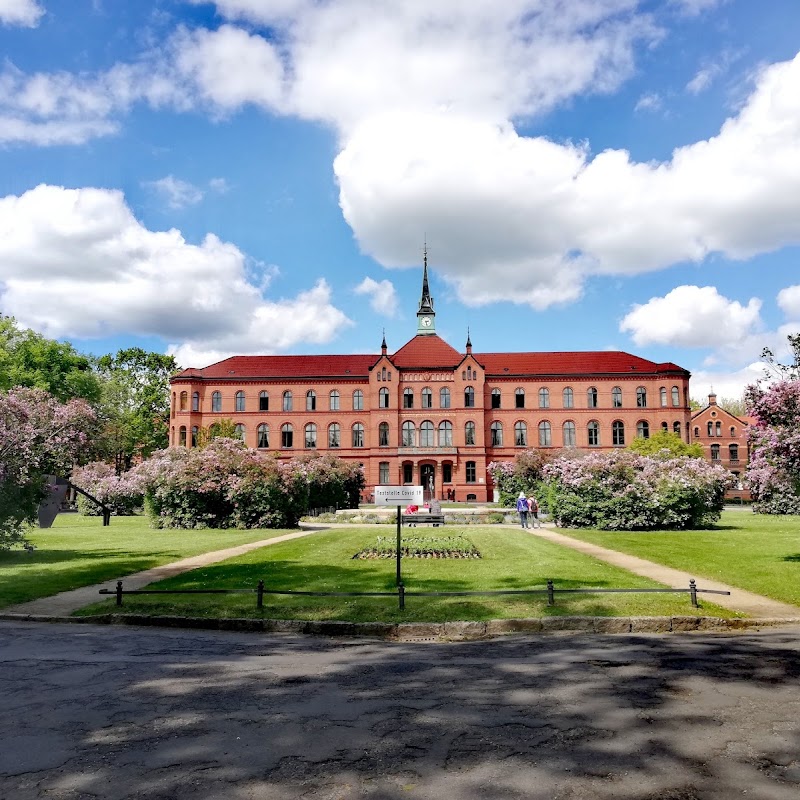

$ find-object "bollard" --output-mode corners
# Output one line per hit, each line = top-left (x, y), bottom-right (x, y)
(547, 579), (555, 606)
(689, 578), (698, 608)
(115, 580), (123, 607)
(398, 582), (405, 611)
(257, 579), (264, 610)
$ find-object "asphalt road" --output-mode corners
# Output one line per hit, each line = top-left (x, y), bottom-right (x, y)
(1, 621), (799, 800)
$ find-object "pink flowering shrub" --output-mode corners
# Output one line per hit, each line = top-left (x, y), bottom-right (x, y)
(543, 450), (733, 530)
(0, 387), (96, 548)
(488, 448), (556, 506)
(129, 439), (363, 529)
(745, 379), (800, 514)
(71, 462), (144, 516)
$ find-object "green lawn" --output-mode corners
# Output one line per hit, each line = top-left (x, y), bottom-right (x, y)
(76, 525), (736, 622)
(0, 514), (293, 609)
(559, 508), (800, 607)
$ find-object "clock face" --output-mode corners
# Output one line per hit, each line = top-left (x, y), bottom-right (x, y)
(420, 316), (432, 327)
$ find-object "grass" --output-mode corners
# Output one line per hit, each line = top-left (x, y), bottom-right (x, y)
(75, 525), (736, 622)
(559, 508), (800, 607)
(0, 514), (294, 609)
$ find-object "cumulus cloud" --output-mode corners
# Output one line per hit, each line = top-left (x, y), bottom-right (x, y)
(689, 363), (762, 405)
(145, 175), (204, 209)
(354, 277), (398, 318)
(0, 185), (352, 366)
(0, 0), (43, 27)
(619, 286), (762, 348)
(777, 285), (800, 318)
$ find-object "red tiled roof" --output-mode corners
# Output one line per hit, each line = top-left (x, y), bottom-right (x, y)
(173, 354), (378, 380)
(390, 335), (464, 368)
(476, 351), (688, 377)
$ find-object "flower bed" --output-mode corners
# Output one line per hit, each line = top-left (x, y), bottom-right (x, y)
(352, 535), (481, 559)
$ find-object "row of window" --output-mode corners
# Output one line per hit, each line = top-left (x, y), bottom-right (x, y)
(696, 422), (739, 438)
(710, 444), (740, 461)
(175, 384), (686, 414)
(174, 418), (683, 449)
(381, 461), (480, 485)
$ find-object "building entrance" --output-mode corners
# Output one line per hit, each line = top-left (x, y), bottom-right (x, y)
(420, 464), (435, 500)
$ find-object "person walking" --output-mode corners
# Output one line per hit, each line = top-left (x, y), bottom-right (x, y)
(529, 496), (540, 528)
(515, 492), (530, 529)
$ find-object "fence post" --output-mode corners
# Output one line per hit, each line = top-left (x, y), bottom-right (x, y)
(689, 578), (698, 608)
(115, 580), (123, 607)
(398, 582), (405, 611)
(547, 579), (555, 607)
(257, 579), (264, 610)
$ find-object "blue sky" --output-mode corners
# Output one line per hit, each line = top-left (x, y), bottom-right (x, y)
(1, 0), (800, 402)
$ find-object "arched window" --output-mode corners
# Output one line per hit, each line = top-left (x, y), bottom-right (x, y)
(440, 387), (451, 408)
(328, 423), (340, 448)
(191, 425), (198, 447)
(694, 426), (699, 438)
(563, 387), (574, 408)
(662, 421), (669, 431)
(281, 423), (293, 448)
(613, 420), (625, 446)
(538, 387), (550, 408)
(515, 388), (525, 409)
(464, 421), (476, 446)
(637, 420), (650, 439)
(234, 423), (245, 441)
(707, 421), (713, 436)
(671, 386), (680, 407)
(514, 421), (527, 446)
(379, 422), (389, 446)
(402, 421), (415, 447)
(379, 387), (390, 408)
(352, 423), (364, 448)
(421, 387), (432, 408)
(587, 387), (598, 408)
(715, 421), (722, 436)
(729, 443), (739, 461)
(420, 420), (434, 447)
(257, 423), (269, 448)
(211, 391), (221, 412)
(179, 425), (187, 446)
(282, 391), (293, 412)
(438, 420), (453, 447)
(563, 421), (576, 447)
(403, 388), (414, 409)
(636, 387), (647, 408)
(612, 386), (622, 408)
(192, 391), (200, 412)
(491, 388), (501, 409)
(304, 423), (317, 448)
(711, 443), (720, 460)
(538, 421), (552, 447)
(587, 421), (599, 447)
(730, 426), (736, 437)
(306, 390), (316, 411)
(490, 421), (503, 446)
(464, 386), (475, 408)
(179, 391), (188, 411)
(673, 421), (681, 435)
(235, 391), (245, 412)
(259, 391), (269, 411)
(660, 387), (668, 407)
(353, 390), (363, 410)
(171, 392), (176, 418)
(329, 390), (339, 411)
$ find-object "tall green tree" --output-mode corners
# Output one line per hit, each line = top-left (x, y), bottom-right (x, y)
(628, 430), (704, 459)
(95, 348), (179, 471)
(0, 316), (101, 402)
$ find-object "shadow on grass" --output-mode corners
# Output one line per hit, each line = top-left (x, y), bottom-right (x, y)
(783, 554), (800, 562)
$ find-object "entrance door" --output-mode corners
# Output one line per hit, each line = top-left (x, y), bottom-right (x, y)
(420, 464), (435, 498)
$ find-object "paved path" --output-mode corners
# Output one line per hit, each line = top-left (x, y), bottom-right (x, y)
(1, 620), (799, 800)
(3, 528), (321, 617)
(525, 526), (800, 619)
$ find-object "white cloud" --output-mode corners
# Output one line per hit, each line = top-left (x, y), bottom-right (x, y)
(209, 177), (230, 194)
(0, 0), (43, 27)
(619, 285), (762, 348)
(635, 92), (662, 112)
(0, 185), (352, 366)
(145, 175), (204, 209)
(777, 285), (800, 318)
(690, 363), (763, 406)
(354, 277), (398, 317)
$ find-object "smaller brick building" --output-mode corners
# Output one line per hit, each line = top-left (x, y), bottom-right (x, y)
(691, 392), (751, 499)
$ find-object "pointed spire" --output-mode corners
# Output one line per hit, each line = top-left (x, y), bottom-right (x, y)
(381, 328), (387, 355)
(417, 241), (434, 315)
(466, 327), (472, 354)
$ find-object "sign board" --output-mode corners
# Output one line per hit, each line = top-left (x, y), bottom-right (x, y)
(373, 485), (424, 506)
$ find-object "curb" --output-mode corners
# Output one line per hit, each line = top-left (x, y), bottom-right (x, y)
(2, 612), (799, 641)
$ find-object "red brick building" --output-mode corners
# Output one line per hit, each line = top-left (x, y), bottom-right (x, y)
(170, 262), (693, 502)
(691, 393), (751, 499)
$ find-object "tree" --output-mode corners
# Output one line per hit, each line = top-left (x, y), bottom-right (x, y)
(0, 316), (101, 403)
(94, 348), (179, 471)
(628, 430), (704, 459)
(0, 387), (97, 549)
(196, 418), (238, 447)
(761, 333), (800, 379)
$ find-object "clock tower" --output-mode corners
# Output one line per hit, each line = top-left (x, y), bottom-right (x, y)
(416, 246), (436, 335)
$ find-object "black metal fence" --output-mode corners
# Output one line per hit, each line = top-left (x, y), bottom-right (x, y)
(101, 578), (730, 612)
